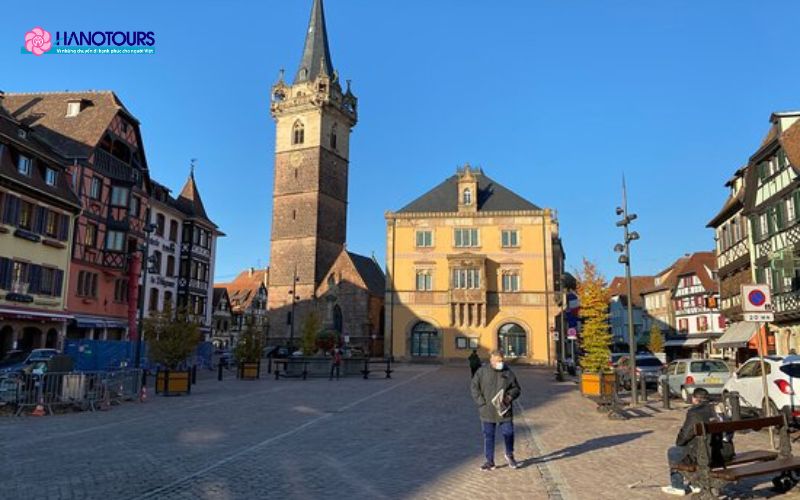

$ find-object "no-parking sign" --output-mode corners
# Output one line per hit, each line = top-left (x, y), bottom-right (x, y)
(741, 285), (774, 322)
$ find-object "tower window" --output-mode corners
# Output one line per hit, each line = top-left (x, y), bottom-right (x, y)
(463, 188), (472, 206)
(331, 124), (338, 150)
(294, 168), (298, 179)
(292, 121), (305, 145)
(292, 210), (296, 220)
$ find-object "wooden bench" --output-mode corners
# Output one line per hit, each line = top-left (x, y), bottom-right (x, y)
(680, 415), (800, 499)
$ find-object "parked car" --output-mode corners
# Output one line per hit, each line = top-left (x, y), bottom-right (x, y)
(615, 355), (664, 389)
(342, 346), (366, 358)
(722, 355), (800, 417)
(26, 349), (59, 363)
(0, 350), (29, 373)
(218, 351), (235, 368)
(660, 358), (732, 402)
(609, 353), (626, 368)
(263, 346), (290, 358)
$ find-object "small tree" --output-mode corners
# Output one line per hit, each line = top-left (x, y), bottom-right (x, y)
(144, 306), (201, 370)
(577, 259), (612, 373)
(316, 330), (340, 353)
(234, 320), (264, 363)
(648, 323), (664, 353)
(300, 311), (321, 355)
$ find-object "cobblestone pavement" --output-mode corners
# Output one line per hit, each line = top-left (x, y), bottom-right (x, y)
(1, 365), (800, 499)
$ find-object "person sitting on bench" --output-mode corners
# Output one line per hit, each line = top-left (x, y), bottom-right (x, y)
(662, 388), (734, 496)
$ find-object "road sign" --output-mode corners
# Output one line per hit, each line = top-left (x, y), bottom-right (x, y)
(741, 285), (772, 313)
(744, 312), (774, 322)
(567, 328), (577, 340)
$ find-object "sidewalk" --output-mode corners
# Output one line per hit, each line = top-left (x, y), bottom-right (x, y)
(518, 370), (800, 499)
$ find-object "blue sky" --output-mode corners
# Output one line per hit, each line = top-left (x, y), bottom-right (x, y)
(4, 0), (800, 283)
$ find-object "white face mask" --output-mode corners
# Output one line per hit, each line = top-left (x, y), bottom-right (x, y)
(493, 361), (504, 371)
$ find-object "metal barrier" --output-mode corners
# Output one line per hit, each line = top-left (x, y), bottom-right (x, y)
(1, 369), (142, 416)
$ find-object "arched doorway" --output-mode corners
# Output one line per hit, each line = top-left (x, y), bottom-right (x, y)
(0, 326), (13, 357)
(20, 327), (43, 351)
(410, 322), (439, 358)
(45, 329), (59, 349)
(498, 323), (527, 357)
(333, 304), (343, 333)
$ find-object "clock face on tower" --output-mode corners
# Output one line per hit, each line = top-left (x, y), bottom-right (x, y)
(290, 152), (302, 168)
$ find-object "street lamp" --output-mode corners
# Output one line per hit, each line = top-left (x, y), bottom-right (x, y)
(134, 218), (158, 369)
(614, 181), (640, 406)
(287, 266), (300, 352)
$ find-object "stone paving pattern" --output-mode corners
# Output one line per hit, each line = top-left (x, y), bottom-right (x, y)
(1, 365), (800, 499)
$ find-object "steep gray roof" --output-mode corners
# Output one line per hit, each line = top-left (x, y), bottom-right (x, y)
(348, 252), (385, 296)
(294, 0), (334, 83)
(397, 171), (541, 213)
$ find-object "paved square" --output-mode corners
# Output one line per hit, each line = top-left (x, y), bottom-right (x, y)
(1, 365), (799, 499)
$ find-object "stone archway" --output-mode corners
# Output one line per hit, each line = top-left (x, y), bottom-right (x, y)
(20, 327), (43, 351)
(0, 326), (13, 358)
(45, 329), (59, 349)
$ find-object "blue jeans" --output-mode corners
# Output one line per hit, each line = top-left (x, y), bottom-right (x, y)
(483, 421), (514, 464)
(667, 445), (688, 490)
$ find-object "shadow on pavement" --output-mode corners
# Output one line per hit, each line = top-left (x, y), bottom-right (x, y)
(525, 430), (654, 465)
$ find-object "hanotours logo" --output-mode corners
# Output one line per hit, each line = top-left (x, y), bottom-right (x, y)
(22, 27), (156, 55)
(24, 27), (52, 56)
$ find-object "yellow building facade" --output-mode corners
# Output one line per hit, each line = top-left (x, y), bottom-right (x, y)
(385, 166), (564, 365)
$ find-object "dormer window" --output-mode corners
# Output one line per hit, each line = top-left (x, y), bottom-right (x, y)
(17, 129), (27, 139)
(17, 155), (31, 176)
(45, 168), (57, 186)
(292, 121), (305, 145)
(66, 101), (81, 117)
(463, 188), (472, 206)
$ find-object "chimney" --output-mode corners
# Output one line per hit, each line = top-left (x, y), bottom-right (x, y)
(249, 267), (254, 277)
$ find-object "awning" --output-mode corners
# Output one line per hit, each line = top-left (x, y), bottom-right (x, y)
(664, 337), (709, 348)
(0, 307), (72, 323)
(715, 322), (759, 349)
(73, 315), (128, 329)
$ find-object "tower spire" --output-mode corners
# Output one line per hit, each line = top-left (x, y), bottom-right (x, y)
(294, 0), (334, 83)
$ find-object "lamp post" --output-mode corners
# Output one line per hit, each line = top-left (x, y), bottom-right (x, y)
(135, 219), (158, 369)
(287, 266), (300, 352)
(614, 180), (640, 405)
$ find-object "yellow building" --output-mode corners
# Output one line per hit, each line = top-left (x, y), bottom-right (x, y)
(385, 166), (564, 365)
(0, 103), (80, 355)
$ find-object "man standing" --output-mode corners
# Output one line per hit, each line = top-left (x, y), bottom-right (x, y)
(662, 388), (733, 496)
(329, 347), (342, 381)
(470, 350), (522, 471)
(468, 349), (481, 377)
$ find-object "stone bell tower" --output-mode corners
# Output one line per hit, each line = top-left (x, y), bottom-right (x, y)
(267, 0), (358, 337)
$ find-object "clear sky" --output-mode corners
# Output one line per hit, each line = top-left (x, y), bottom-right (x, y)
(4, 0), (800, 283)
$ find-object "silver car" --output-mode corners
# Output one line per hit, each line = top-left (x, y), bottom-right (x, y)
(660, 358), (732, 402)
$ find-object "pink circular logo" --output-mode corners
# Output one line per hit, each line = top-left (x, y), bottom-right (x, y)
(25, 27), (52, 56)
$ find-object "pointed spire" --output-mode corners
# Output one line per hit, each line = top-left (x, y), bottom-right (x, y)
(177, 161), (210, 221)
(294, 0), (334, 83)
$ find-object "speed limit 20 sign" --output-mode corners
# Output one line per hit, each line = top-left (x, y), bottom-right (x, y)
(741, 285), (774, 322)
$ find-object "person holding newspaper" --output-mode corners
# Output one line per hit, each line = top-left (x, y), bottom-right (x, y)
(470, 350), (522, 471)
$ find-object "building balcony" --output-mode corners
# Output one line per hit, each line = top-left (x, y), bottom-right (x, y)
(93, 149), (137, 183)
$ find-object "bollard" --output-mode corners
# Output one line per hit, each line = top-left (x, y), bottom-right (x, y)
(275, 362), (280, 380)
(385, 359), (392, 379)
(191, 365), (197, 385)
(640, 373), (647, 403)
(302, 361), (308, 380)
(363, 359), (370, 380)
(218, 362), (223, 382)
(662, 375), (671, 410)
(267, 357), (272, 375)
(727, 391), (742, 421)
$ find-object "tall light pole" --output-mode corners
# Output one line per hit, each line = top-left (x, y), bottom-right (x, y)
(614, 178), (640, 405)
(135, 218), (158, 369)
(287, 266), (300, 352)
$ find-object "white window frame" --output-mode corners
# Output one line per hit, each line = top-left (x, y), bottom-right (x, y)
(17, 155), (31, 176)
(66, 101), (81, 117)
(105, 230), (125, 252)
(502, 272), (520, 292)
(110, 186), (129, 207)
(416, 230), (433, 248)
(454, 228), (479, 248)
(501, 229), (519, 248)
(415, 270), (433, 291)
(45, 168), (57, 186)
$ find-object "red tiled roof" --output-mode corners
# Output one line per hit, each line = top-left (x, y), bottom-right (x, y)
(609, 276), (655, 308)
(215, 268), (268, 312)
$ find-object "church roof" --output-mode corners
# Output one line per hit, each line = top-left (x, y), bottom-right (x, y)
(397, 170), (541, 213)
(294, 0), (335, 83)
(347, 252), (385, 296)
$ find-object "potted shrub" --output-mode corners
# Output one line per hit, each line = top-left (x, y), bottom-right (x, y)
(144, 306), (201, 396)
(235, 321), (264, 380)
(576, 259), (615, 397)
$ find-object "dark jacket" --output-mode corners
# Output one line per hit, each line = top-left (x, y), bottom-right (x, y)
(676, 402), (734, 466)
(470, 365), (521, 423)
(468, 353), (481, 372)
